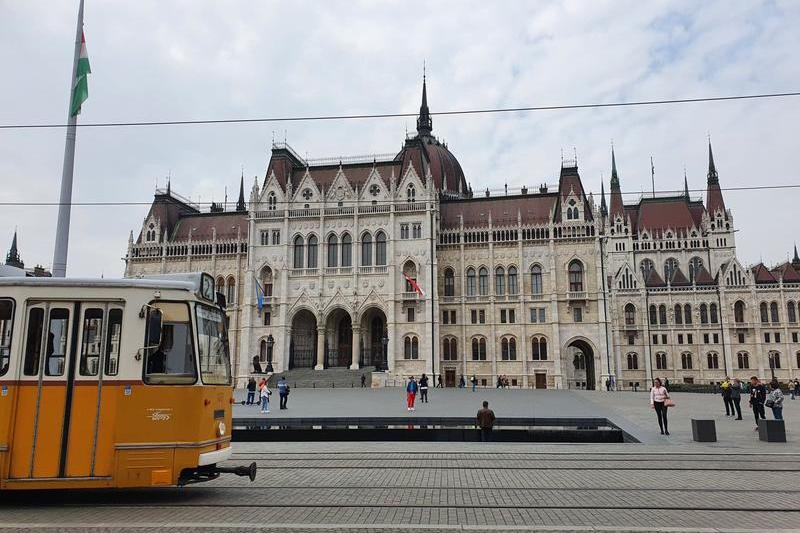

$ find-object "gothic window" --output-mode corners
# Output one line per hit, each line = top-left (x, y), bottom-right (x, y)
(734, 300), (745, 323)
(404, 336), (419, 360)
(707, 352), (719, 369)
(626, 352), (638, 370)
(216, 277), (224, 296)
(340, 233), (352, 267)
(568, 260), (584, 292)
(369, 184), (380, 197)
(649, 305), (657, 325)
(658, 304), (667, 325)
(674, 304), (683, 325)
(681, 352), (693, 369)
(267, 192), (277, 210)
(403, 261), (418, 292)
(531, 336), (547, 360)
(530, 265), (543, 295)
(769, 351), (781, 369)
(478, 267), (489, 296)
(260, 266), (273, 298)
(327, 234), (338, 268)
(789, 301), (797, 323)
(573, 351), (586, 370)
(698, 303), (707, 324)
(684, 304), (692, 325)
(664, 258), (679, 282)
(760, 302), (769, 323)
(689, 256), (703, 282)
(443, 337), (458, 361)
(655, 352), (667, 370)
(375, 231), (387, 266)
(444, 268), (455, 297)
(770, 301), (780, 323)
(306, 235), (318, 269)
(710, 303), (719, 324)
(361, 232), (373, 266)
(471, 337), (487, 360)
(624, 303), (636, 325)
(226, 277), (236, 304)
(466, 268), (476, 296)
(508, 267), (518, 295)
(737, 351), (750, 369)
(501, 337), (517, 360)
(640, 259), (654, 278)
(495, 267), (505, 296)
(407, 184), (416, 203)
(293, 236), (304, 268)
(302, 188), (312, 201)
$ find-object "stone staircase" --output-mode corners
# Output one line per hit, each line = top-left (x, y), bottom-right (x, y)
(268, 367), (376, 388)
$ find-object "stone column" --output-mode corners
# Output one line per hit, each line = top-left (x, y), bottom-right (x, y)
(315, 325), (325, 370)
(351, 325), (362, 370)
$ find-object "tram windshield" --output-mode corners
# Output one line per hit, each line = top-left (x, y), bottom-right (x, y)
(195, 304), (231, 385)
(144, 302), (197, 384)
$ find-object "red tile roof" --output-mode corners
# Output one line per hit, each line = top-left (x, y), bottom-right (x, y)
(670, 267), (690, 286)
(773, 262), (800, 283)
(752, 263), (778, 284)
(171, 212), (248, 241)
(440, 194), (556, 229)
(644, 269), (666, 287)
(694, 265), (716, 286)
(636, 197), (699, 234)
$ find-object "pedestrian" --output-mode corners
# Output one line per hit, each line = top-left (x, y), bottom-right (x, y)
(748, 376), (767, 431)
(663, 378), (670, 390)
(459, 374), (466, 389)
(766, 381), (784, 420)
(605, 379), (611, 392)
(794, 379), (800, 400)
(476, 400), (496, 442)
(361, 373), (367, 388)
(419, 373), (429, 403)
(437, 374), (443, 388)
(721, 377), (734, 416)
(259, 378), (271, 413)
(246, 377), (257, 405)
(730, 378), (743, 420)
(277, 375), (289, 409)
(471, 374), (478, 392)
(406, 376), (419, 411)
(649, 377), (671, 435)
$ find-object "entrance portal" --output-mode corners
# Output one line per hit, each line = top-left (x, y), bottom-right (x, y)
(359, 307), (387, 369)
(566, 339), (596, 390)
(325, 309), (352, 368)
(444, 369), (456, 388)
(289, 310), (317, 369)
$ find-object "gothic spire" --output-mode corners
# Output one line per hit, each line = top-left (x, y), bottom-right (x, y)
(416, 71), (433, 137)
(705, 140), (726, 215)
(793, 243), (799, 266)
(609, 146), (624, 220)
(600, 181), (608, 217)
(610, 146), (619, 188)
(5, 230), (24, 269)
(236, 174), (246, 212)
(684, 169), (690, 200)
(707, 140), (718, 185)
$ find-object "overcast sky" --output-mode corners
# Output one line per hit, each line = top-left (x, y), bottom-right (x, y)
(1, 0), (799, 277)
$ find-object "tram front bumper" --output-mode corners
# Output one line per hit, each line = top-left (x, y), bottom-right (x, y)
(198, 446), (232, 466)
(178, 448), (257, 485)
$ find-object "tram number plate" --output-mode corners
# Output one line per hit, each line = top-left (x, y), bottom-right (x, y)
(1, 385), (7, 396)
(124, 385), (132, 396)
(214, 409), (225, 419)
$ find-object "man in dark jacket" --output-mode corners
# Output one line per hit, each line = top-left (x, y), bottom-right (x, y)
(477, 401), (496, 442)
(749, 376), (767, 430)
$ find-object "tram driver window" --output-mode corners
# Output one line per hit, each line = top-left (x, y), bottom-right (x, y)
(0, 300), (13, 376)
(144, 303), (197, 384)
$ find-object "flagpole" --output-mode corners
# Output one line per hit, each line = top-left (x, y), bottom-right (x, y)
(52, 0), (85, 277)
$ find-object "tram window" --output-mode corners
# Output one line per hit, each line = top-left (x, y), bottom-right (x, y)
(0, 300), (13, 376)
(104, 309), (123, 376)
(45, 308), (70, 377)
(196, 305), (231, 385)
(80, 308), (103, 376)
(144, 302), (196, 384)
(23, 308), (45, 376)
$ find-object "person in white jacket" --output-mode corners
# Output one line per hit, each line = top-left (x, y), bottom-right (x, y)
(259, 379), (271, 414)
(649, 377), (671, 435)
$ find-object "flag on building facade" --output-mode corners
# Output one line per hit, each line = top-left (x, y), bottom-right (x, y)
(403, 273), (425, 297)
(254, 275), (265, 313)
(70, 32), (91, 117)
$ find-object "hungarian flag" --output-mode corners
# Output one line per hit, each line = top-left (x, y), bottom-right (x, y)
(404, 273), (425, 297)
(70, 32), (91, 117)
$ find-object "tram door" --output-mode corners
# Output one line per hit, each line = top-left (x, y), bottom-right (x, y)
(9, 302), (119, 479)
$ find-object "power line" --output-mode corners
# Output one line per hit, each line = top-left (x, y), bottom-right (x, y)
(1, 91), (799, 130)
(1, 183), (799, 207)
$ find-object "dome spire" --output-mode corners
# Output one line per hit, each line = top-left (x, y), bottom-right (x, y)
(416, 65), (432, 137)
(6, 229), (24, 269)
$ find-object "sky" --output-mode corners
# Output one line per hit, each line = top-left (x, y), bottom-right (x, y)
(1, 0), (799, 277)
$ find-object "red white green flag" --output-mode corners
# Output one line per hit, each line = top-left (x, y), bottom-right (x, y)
(69, 32), (91, 117)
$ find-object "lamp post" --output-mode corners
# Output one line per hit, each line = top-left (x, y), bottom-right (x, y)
(381, 333), (388, 372)
(768, 352), (775, 382)
(266, 334), (274, 374)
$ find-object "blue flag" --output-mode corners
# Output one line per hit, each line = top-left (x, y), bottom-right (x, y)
(254, 276), (265, 313)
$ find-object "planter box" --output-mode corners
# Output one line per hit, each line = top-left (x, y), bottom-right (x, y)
(758, 419), (786, 443)
(691, 419), (717, 442)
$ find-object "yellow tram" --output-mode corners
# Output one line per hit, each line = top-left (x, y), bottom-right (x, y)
(0, 272), (255, 489)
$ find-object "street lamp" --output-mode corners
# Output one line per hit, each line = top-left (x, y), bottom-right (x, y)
(768, 352), (776, 382)
(266, 334), (275, 373)
(380, 332), (389, 372)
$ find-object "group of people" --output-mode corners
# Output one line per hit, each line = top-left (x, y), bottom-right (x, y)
(496, 375), (511, 388)
(457, 374), (479, 391)
(246, 375), (290, 413)
(404, 374), (431, 410)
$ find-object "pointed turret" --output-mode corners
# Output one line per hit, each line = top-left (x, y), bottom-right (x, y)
(793, 244), (800, 269)
(416, 73), (433, 137)
(600, 181), (608, 218)
(5, 230), (24, 269)
(609, 147), (624, 220)
(236, 174), (246, 212)
(705, 140), (726, 216)
(683, 170), (690, 200)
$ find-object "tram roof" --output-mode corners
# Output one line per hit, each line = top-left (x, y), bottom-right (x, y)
(0, 273), (203, 293)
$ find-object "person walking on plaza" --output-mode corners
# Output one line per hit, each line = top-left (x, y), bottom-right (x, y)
(730, 378), (743, 420)
(259, 378), (271, 414)
(437, 374), (443, 388)
(419, 373), (429, 403)
(246, 377), (257, 405)
(477, 400), (496, 442)
(649, 377), (671, 435)
(471, 374), (478, 392)
(749, 376), (767, 430)
(721, 377), (734, 416)
(459, 374), (466, 389)
(361, 373), (366, 388)
(406, 376), (419, 411)
(277, 376), (289, 410)
(766, 381), (784, 420)
(793, 379), (800, 400)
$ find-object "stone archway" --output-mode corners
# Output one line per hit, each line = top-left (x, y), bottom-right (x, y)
(359, 307), (387, 369)
(565, 338), (597, 390)
(324, 308), (352, 368)
(289, 309), (317, 369)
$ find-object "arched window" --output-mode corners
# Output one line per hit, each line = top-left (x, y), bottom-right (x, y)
(495, 266), (505, 296)
(640, 259), (654, 278)
(403, 261), (418, 293)
(444, 268), (455, 297)
(340, 233), (352, 267)
(267, 191), (277, 210)
(796, 351), (800, 369)
(568, 260), (584, 292)
(769, 350), (781, 369)
(626, 352), (638, 370)
(406, 184), (416, 203)
(573, 352), (586, 370)
(307, 235), (318, 268)
(674, 304), (683, 325)
(478, 267), (489, 296)
(443, 337), (457, 361)
(260, 266), (274, 298)
(501, 338), (509, 360)
(216, 276), (224, 295)
(466, 268), (477, 296)
(327, 234), (338, 268)
(658, 304), (667, 325)
(737, 351), (750, 369)
(734, 300), (745, 323)
(226, 277), (236, 304)
(530, 265), (543, 295)
(404, 336), (419, 359)
(649, 305), (657, 325)
(689, 256), (703, 282)
(664, 258), (678, 282)
(770, 301), (780, 323)
(508, 267), (518, 295)
(471, 337), (487, 360)
(760, 302), (769, 323)
(531, 336), (548, 360)
(500, 338), (516, 360)
(681, 352), (693, 369)
(624, 303), (636, 326)
(700, 303), (709, 324)
(655, 352), (667, 370)
(788, 302), (797, 323)
(293, 235), (304, 268)
(684, 304), (692, 324)
(375, 231), (387, 266)
(361, 232), (372, 266)
(707, 352), (719, 369)
(710, 303), (719, 324)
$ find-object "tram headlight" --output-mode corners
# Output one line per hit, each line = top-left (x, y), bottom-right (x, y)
(217, 421), (226, 437)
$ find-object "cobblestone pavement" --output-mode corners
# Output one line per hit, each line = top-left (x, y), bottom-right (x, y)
(3, 443), (800, 532)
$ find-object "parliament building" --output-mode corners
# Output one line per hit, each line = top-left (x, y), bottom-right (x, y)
(125, 80), (800, 389)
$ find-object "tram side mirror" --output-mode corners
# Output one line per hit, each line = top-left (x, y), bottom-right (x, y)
(145, 308), (163, 349)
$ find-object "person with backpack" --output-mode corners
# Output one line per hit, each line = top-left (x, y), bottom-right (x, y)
(259, 378), (271, 414)
(721, 377), (734, 416)
(649, 377), (671, 435)
(766, 381), (784, 420)
(471, 374), (478, 392)
(749, 376), (767, 430)
(246, 377), (257, 405)
(730, 378), (743, 420)
(406, 376), (419, 411)
(277, 376), (290, 409)
(419, 373), (429, 403)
